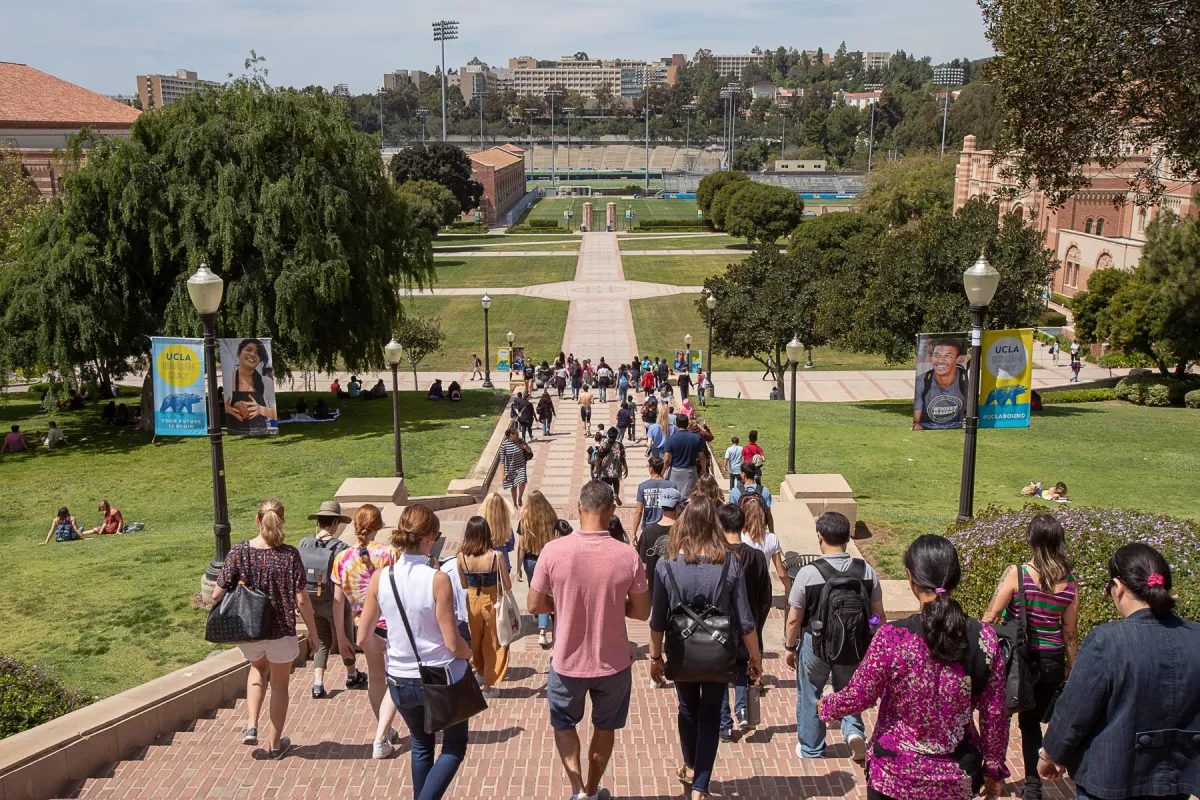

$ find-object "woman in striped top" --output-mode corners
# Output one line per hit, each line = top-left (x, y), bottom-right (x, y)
(984, 514), (1079, 800)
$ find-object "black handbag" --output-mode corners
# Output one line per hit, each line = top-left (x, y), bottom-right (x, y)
(205, 580), (275, 643)
(387, 567), (488, 733)
(994, 566), (1040, 714)
(662, 557), (738, 684)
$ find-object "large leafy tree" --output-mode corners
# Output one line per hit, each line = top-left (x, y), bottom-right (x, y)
(695, 170), (749, 216)
(397, 180), (461, 236)
(979, 0), (1200, 202)
(723, 184), (805, 245)
(389, 143), (483, 214)
(0, 73), (433, 416)
(857, 154), (955, 228)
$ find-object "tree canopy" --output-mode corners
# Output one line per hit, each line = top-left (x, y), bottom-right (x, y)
(396, 314), (446, 388)
(856, 154), (956, 228)
(397, 180), (461, 235)
(389, 143), (483, 214)
(696, 170), (749, 216)
(723, 184), (805, 244)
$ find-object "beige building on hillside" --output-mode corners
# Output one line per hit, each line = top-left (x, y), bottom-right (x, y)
(135, 69), (218, 110)
(712, 53), (765, 78)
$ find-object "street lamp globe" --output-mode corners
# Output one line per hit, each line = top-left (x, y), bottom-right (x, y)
(963, 249), (1001, 308)
(786, 335), (804, 365)
(706, 294), (717, 311)
(481, 294), (491, 310)
(187, 262), (224, 315)
(506, 331), (515, 344)
(685, 333), (692, 347)
(384, 339), (404, 365)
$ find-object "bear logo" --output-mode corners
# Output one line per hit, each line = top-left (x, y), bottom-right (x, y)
(159, 392), (203, 414)
(983, 384), (1026, 406)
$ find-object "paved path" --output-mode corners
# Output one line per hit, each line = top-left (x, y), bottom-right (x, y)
(560, 233), (640, 363)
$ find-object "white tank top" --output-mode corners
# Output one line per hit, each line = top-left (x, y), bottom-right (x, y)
(376, 554), (458, 679)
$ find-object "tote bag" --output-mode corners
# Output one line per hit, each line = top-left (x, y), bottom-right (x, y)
(205, 580), (274, 643)
(493, 553), (524, 648)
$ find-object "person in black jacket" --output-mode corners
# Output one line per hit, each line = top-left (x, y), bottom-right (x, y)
(536, 390), (556, 437)
(518, 394), (536, 442)
(1039, 543), (1200, 800)
(716, 504), (771, 743)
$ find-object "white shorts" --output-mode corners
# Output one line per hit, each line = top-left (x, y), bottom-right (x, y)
(238, 635), (299, 664)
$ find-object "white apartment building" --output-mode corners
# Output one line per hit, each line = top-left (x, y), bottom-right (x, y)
(507, 65), (621, 98)
(712, 53), (765, 78)
(863, 51), (892, 71)
(135, 69), (219, 110)
(839, 90), (882, 109)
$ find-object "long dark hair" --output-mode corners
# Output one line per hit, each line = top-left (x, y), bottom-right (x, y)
(1027, 514), (1073, 592)
(1108, 542), (1175, 617)
(904, 534), (968, 662)
(460, 516), (493, 558)
(234, 338), (268, 395)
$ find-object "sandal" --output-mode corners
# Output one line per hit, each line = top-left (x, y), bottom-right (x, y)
(677, 764), (694, 786)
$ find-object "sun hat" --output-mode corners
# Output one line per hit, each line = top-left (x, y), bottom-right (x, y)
(307, 500), (351, 523)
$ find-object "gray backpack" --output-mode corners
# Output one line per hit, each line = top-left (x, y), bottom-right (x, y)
(298, 535), (348, 612)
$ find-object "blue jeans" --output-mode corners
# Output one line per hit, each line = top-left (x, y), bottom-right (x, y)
(389, 677), (469, 799)
(719, 653), (749, 732)
(523, 555), (551, 630)
(797, 631), (864, 757)
(676, 681), (726, 793)
(541, 419), (551, 436)
(519, 422), (533, 441)
(728, 472), (743, 492)
(598, 385), (608, 402)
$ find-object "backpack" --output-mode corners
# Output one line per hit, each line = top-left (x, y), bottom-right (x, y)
(600, 442), (623, 478)
(661, 557), (737, 683)
(738, 485), (767, 514)
(810, 559), (873, 666)
(298, 535), (348, 611)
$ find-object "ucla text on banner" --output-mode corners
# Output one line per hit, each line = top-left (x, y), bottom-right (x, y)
(979, 328), (1033, 429)
(152, 337), (207, 436)
(219, 338), (279, 436)
(497, 347), (511, 372)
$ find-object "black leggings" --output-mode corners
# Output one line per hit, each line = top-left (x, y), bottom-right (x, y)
(1020, 650), (1066, 780)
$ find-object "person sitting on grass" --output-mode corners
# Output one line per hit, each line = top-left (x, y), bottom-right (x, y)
(369, 379), (387, 399)
(295, 397), (308, 416)
(43, 421), (68, 448)
(114, 404), (131, 426)
(101, 401), (117, 425)
(43, 506), (87, 544)
(427, 379), (444, 401)
(313, 397), (333, 420)
(85, 499), (124, 536)
(3, 425), (30, 453)
(448, 380), (463, 401)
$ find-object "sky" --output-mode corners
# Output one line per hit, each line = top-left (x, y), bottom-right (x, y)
(4, 0), (993, 97)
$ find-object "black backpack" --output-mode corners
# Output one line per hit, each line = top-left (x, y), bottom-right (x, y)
(298, 535), (347, 611)
(810, 559), (873, 666)
(661, 558), (737, 683)
(738, 485), (767, 514)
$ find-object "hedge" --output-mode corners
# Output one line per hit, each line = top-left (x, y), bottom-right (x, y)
(635, 219), (713, 230)
(1040, 388), (1116, 404)
(1, 655), (90, 739)
(1096, 351), (1153, 370)
(1187, 390), (1200, 409)
(949, 507), (1200, 642)
(1051, 291), (1072, 307)
(1040, 309), (1068, 327)
(528, 219), (561, 229)
(445, 222), (486, 233)
(1114, 374), (1200, 406)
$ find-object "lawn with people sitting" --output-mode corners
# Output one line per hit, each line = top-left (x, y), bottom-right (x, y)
(0, 389), (505, 699)
(432, 256), (578, 287)
(697, 397), (1200, 578)
(621, 254), (747, 285)
(402, 295), (569, 372)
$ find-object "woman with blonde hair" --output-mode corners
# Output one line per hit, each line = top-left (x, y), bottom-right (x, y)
(648, 497), (761, 799)
(358, 505), (473, 793)
(515, 490), (559, 647)
(740, 497), (790, 597)
(330, 504), (400, 757)
(213, 499), (319, 759)
(457, 515), (512, 697)
(479, 492), (516, 573)
(689, 474), (724, 504)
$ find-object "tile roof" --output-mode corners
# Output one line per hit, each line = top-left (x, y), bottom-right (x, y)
(0, 62), (141, 127)
(498, 143), (525, 156)
(469, 147), (523, 169)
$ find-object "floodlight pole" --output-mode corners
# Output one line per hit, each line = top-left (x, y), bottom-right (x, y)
(378, 88), (385, 142)
(644, 79), (651, 193)
(867, 103), (876, 173)
(432, 20), (459, 142)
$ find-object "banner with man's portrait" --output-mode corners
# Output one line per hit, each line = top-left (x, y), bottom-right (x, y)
(913, 333), (970, 430)
(220, 338), (279, 436)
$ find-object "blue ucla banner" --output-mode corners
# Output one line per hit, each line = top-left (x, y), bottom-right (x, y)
(152, 337), (208, 436)
(978, 328), (1034, 429)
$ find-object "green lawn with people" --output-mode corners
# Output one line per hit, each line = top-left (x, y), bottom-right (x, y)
(630, 294), (910, 371)
(621, 254), (747, 285)
(0, 389), (505, 698)
(402, 295), (569, 371)
(617, 234), (750, 251)
(432, 256), (577, 288)
(698, 398), (1200, 578)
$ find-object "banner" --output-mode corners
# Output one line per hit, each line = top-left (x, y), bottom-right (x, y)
(691, 350), (703, 373)
(979, 328), (1033, 429)
(497, 347), (511, 372)
(912, 332), (970, 430)
(511, 346), (526, 373)
(151, 337), (207, 436)
(220, 338), (278, 436)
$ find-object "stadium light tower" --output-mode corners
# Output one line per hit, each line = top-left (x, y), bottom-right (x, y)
(934, 66), (965, 157)
(545, 89), (563, 187)
(476, 89), (489, 153)
(776, 98), (791, 157)
(525, 107), (538, 179)
(415, 108), (429, 144)
(644, 73), (651, 193)
(562, 107), (577, 185)
(432, 20), (458, 142)
(719, 88), (731, 168)
(682, 103), (697, 171)
(726, 83), (740, 167)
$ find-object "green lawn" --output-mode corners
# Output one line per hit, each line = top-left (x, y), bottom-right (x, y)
(699, 399), (1200, 578)
(622, 254), (747, 285)
(0, 389), (505, 698)
(403, 295), (569, 370)
(630, 294), (911, 371)
(434, 240), (581, 253)
(618, 234), (750, 251)
(521, 198), (701, 228)
(432, 256), (577, 287)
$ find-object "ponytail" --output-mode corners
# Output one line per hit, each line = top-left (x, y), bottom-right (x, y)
(1108, 542), (1176, 617)
(257, 498), (285, 547)
(903, 534), (968, 662)
(353, 504), (383, 566)
(392, 504), (440, 554)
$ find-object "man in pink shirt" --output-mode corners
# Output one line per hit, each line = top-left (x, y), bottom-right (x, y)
(529, 480), (650, 800)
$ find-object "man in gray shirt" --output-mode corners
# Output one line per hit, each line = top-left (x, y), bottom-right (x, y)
(783, 512), (885, 762)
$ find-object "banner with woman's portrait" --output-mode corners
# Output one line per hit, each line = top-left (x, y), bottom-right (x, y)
(220, 338), (279, 436)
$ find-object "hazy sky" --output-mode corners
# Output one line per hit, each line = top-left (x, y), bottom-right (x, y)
(5, 0), (992, 97)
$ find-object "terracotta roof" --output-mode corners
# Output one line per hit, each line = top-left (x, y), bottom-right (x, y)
(0, 62), (141, 127)
(470, 148), (523, 169)
(498, 143), (525, 156)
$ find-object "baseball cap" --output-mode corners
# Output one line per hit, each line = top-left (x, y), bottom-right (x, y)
(658, 487), (682, 508)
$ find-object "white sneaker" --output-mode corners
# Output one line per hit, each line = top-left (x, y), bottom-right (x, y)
(483, 686), (501, 698)
(388, 727), (402, 745)
(372, 739), (393, 760)
(538, 631), (549, 647)
(847, 732), (867, 762)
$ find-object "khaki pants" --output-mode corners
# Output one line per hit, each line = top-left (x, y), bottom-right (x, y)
(467, 584), (509, 687)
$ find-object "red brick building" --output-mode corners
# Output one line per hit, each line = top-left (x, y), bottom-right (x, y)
(953, 134), (1196, 298)
(468, 146), (526, 226)
(0, 62), (141, 197)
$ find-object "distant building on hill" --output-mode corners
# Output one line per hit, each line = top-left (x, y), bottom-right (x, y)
(135, 69), (218, 110)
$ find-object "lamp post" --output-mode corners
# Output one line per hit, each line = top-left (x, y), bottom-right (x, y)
(432, 20), (458, 142)
(384, 339), (405, 478)
(187, 263), (231, 592)
(476, 89), (489, 153)
(415, 108), (429, 144)
(684, 333), (692, 376)
(682, 104), (696, 171)
(481, 295), (493, 389)
(957, 249), (1001, 523)
(786, 335), (804, 475)
(866, 102), (876, 174)
(705, 294), (716, 391)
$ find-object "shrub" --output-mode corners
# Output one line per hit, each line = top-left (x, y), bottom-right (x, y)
(1052, 291), (1072, 307)
(0, 655), (90, 739)
(635, 218), (712, 230)
(948, 507), (1200, 642)
(1186, 389), (1200, 409)
(1115, 374), (1200, 406)
(1040, 388), (1116, 404)
(1097, 352), (1153, 370)
(1145, 383), (1172, 406)
(528, 219), (561, 229)
(446, 221), (486, 233)
(1040, 309), (1068, 327)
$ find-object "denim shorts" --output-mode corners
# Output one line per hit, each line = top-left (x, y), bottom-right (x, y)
(547, 666), (632, 731)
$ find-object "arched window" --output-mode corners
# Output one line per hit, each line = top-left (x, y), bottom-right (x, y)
(1064, 245), (1082, 288)
(1095, 218), (1105, 236)
(1138, 208), (1148, 232)
(1097, 253), (1114, 271)
(1013, 205), (1025, 221)
(1084, 218), (1094, 234)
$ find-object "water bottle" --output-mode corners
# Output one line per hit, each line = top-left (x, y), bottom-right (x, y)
(745, 684), (761, 728)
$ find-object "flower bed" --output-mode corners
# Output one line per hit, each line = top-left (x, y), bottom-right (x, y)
(1, 654), (89, 739)
(948, 506), (1199, 640)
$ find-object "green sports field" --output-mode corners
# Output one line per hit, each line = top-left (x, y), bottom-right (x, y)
(522, 197), (701, 227)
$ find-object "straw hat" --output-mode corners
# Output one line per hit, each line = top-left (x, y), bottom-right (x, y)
(307, 500), (351, 523)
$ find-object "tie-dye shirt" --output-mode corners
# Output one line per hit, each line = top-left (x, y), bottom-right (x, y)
(331, 541), (399, 628)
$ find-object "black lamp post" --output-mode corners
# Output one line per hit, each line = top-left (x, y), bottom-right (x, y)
(786, 335), (804, 474)
(684, 333), (692, 377)
(704, 294), (716, 392)
(957, 250), (1001, 523)
(481, 294), (493, 388)
(187, 263), (231, 587)
(385, 338), (405, 478)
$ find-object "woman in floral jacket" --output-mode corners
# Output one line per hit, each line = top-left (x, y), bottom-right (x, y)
(819, 534), (1010, 800)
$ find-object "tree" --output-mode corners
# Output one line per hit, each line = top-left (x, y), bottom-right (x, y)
(980, 0), (1200, 203)
(857, 154), (956, 228)
(389, 143), (483, 213)
(696, 170), (749, 215)
(1070, 268), (1129, 349)
(710, 180), (750, 231)
(724, 184), (805, 244)
(395, 314), (445, 389)
(0, 73), (433, 424)
(0, 147), (40, 267)
(397, 179), (460, 235)
(788, 213), (888, 343)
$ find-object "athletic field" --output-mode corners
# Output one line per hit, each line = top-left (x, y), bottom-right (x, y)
(522, 197), (700, 226)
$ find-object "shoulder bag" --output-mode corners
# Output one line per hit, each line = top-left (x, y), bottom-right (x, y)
(387, 566), (487, 733)
(493, 552), (523, 648)
(994, 565), (1040, 713)
(662, 557), (737, 683)
(205, 549), (275, 643)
